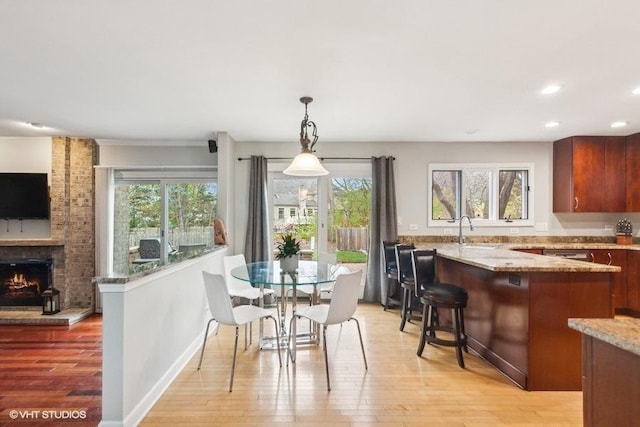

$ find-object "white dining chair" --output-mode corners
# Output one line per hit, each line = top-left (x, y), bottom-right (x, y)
(223, 254), (279, 347)
(196, 271), (282, 392)
(287, 269), (367, 391)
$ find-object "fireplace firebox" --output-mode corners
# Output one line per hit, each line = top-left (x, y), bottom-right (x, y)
(0, 259), (53, 307)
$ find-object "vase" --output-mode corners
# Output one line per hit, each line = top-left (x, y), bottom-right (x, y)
(279, 254), (299, 273)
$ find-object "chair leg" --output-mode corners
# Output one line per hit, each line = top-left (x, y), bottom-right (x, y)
(197, 318), (217, 370)
(286, 315), (297, 366)
(384, 277), (392, 311)
(460, 307), (468, 353)
(399, 287), (408, 331)
(350, 317), (368, 370)
(322, 325), (331, 391)
(244, 324), (248, 350)
(416, 303), (429, 356)
(229, 326), (239, 392)
(452, 308), (465, 369)
(267, 315), (282, 367)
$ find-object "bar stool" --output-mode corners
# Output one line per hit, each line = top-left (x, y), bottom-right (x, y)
(396, 244), (418, 331)
(382, 240), (400, 310)
(414, 249), (468, 368)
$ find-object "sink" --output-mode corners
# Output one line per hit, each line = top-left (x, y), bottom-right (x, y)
(462, 244), (498, 250)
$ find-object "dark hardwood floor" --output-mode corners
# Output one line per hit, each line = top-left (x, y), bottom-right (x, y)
(0, 315), (102, 426)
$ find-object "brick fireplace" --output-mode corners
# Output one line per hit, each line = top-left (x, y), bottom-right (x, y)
(0, 137), (96, 313)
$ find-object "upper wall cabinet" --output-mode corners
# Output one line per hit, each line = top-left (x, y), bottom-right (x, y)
(553, 136), (626, 213)
(626, 133), (640, 212)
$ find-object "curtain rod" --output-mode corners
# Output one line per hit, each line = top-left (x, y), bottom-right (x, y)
(236, 156), (395, 161)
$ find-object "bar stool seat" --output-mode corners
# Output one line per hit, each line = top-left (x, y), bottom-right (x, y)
(417, 282), (468, 368)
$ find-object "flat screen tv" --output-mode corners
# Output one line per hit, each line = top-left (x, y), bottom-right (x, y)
(0, 173), (50, 219)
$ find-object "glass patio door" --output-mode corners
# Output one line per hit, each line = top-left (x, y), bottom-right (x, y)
(270, 163), (371, 266)
(270, 174), (320, 261)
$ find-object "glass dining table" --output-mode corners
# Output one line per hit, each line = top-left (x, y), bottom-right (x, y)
(231, 259), (348, 361)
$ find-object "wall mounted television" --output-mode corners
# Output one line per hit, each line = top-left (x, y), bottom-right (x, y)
(0, 173), (50, 219)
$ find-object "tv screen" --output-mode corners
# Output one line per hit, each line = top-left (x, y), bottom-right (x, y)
(0, 173), (50, 219)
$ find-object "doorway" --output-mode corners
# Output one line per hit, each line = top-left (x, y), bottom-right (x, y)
(269, 163), (371, 271)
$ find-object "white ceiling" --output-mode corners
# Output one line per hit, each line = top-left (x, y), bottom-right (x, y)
(1, 0), (640, 144)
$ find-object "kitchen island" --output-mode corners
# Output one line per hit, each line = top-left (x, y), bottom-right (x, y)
(432, 244), (620, 391)
(568, 318), (640, 426)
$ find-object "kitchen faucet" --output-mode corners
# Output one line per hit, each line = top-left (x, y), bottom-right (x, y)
(458, 215), (474, 244)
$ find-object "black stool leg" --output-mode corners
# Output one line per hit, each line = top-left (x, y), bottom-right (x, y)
(452, 307), (465, 368)
(459, 307), (468, 353)
(399, 286), (409, 331)
(416, 302), (429, 356)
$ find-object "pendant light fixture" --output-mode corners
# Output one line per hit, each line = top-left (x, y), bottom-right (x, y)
(283, 96), (329, 176)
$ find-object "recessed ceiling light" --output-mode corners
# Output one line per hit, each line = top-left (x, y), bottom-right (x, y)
(541, 84), (561, 95)
(632, 87), (640, 95)
(611, 121), (628, 128)
(26, 122), (45, 128)
(464, 129), (479, 135)
(545, 121), (560, 128)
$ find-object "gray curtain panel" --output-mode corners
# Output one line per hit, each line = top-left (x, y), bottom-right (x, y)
(244, 155), (272, 263)
(364, 156), (398, 303)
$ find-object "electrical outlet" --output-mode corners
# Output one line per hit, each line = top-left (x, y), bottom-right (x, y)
(397, 216), (403, 225)
(535, 222), (548, 232)
(604, 224), (613, 231)
(510, 228), (520, 235)
(409, 224), (418, 231)
(443, 228), (454, 235)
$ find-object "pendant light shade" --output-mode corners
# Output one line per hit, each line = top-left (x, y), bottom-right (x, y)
(283, 151), (329, 176)
(283, 96), (329, 176)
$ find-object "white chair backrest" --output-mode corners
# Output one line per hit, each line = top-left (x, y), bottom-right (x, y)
(202, 271), (236, 325)
(223, 254), (251, 294)
(317, 251), (337, 265)
(325, 270), (363, 325)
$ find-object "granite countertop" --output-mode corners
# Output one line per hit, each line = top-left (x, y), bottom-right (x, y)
(568, 318), (640, 357)
(94, 245), (226, 284)
(509, 242), (640, 251)
(431, 243), (622, 273)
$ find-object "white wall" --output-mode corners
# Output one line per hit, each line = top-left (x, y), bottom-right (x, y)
(97, 140), (217, 166)
(0, 137), (52, 238)
(232, 139), (640, 249)
(99, 247), (227, 427)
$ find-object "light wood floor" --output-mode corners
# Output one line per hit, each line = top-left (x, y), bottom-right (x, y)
(142, 303), (583, 426)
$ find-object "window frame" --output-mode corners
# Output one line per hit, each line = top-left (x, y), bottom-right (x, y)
(428, 163), (534, 227)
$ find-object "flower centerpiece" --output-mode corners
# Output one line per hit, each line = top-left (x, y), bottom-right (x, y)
(276, 233), (301, 272)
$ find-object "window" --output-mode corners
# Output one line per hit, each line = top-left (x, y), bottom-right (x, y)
(278, 208), (285, 220)
(429, 164), (532, 226)
(111, 168), (217, 275)
(289, 208), (296, 218)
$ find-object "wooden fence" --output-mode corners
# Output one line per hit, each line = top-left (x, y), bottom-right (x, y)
(128, 227), (214, 249)
(335, 227), (369, 252)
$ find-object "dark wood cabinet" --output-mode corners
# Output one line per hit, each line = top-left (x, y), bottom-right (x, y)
(513, 248), (543, 255)
(581, 334), (640, 427)
(588, 249), (627, 311)
(553, 136), (626, 212)
(626, 133), (640, 212)
(626, 251), (640, 314)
